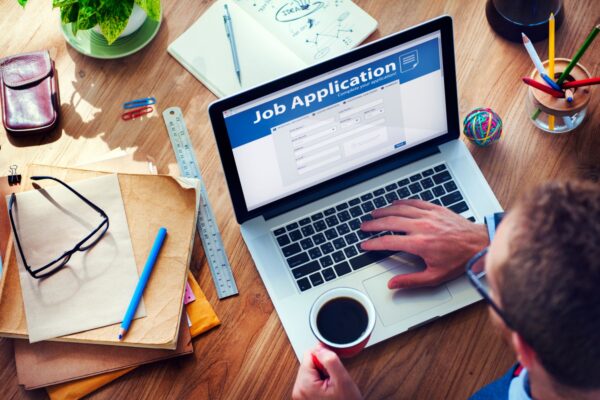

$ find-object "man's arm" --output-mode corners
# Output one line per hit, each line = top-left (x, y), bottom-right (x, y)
(293, 200), (490, 399)
(360, 199), (489, 289)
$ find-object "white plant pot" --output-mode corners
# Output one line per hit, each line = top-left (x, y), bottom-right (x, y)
(92, 4), (147, 39)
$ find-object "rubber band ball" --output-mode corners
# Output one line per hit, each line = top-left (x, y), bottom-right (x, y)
(463, 108), (503, 147)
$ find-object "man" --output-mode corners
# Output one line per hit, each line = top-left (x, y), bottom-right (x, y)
(292, 180), (600, 400)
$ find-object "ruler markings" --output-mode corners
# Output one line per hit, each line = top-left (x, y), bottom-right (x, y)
(163, 107), (238, 299)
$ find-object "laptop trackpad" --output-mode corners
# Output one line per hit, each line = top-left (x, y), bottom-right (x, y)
(363, 265), (452, 327)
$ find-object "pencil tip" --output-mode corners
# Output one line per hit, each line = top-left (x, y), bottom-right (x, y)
(550, 12), (554, 19)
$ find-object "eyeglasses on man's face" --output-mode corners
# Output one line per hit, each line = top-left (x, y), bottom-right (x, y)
(8, 176), (110, 279)
(465, 247), (514, 330)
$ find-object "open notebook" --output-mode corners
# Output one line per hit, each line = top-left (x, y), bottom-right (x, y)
(168, 0), (377, 97)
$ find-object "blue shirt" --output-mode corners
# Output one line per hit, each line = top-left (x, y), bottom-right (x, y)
(469, 365), (532, 400)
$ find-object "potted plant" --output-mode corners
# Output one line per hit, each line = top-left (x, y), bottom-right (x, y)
(18, 0), (161, 45)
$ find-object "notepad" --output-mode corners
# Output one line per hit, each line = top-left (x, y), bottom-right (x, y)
(10, 174), (145, 343)
(168, 0), (378, 97)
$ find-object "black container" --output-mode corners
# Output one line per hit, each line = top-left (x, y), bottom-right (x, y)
(486, 0), (564, 43)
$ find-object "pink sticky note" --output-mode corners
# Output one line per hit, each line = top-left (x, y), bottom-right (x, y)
(184, 282), (196, 304)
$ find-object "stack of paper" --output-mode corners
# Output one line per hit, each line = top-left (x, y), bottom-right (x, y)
(0, 155), (221, 398)
(0, 165), (198, 349)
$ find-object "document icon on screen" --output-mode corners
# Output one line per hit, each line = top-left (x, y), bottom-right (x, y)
(399, 50), (419, 73)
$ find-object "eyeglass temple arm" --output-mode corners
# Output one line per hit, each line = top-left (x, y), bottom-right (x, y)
(31, 176), (108, 219)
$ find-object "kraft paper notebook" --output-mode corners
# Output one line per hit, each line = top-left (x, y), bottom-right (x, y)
(0, 165), (198, 349)
(45, 272), (220, 400)
(14, 312), (193, 390)
(168, 0), (378, 97)
(0, 177), (14, 290)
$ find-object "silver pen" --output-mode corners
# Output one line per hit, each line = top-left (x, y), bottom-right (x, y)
(223, 4), (242, 85)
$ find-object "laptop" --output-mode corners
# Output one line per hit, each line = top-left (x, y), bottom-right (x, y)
(208, 15), (502, 359)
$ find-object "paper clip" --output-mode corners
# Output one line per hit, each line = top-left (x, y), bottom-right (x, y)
(121, 106), (154, 121)
(123, 97), (156, 110)
(8, 165), (21, 186)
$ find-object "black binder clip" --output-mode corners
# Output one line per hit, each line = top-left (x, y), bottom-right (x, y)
(8, 165), (21, 186)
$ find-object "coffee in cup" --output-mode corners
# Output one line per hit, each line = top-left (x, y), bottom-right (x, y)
(309, 287), (376, 358)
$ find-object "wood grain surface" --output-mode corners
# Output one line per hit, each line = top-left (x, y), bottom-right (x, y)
(1, 0), (598, 399)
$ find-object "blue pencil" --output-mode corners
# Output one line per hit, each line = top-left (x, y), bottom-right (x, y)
(118, 227), (167, 340)
(541, 73), (562, 91)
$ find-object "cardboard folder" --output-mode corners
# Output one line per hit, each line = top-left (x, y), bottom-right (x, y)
(15, 312), (193, 390)
(0, 165), (198, 349)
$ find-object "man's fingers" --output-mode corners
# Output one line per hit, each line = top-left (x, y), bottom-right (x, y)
(387, 271), (443, 289)
(360, 216), (417, 233)
(298, 350), (320, 381)
(371, 204), (429, 219)
(314, 347), (348, 381)
(391, 199), (438, 210)
(360, 235), (420, 254)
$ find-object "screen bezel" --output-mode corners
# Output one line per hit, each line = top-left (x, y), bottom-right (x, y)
(208, 15), (458, 224)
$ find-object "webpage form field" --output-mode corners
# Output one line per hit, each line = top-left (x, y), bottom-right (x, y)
(223, 32), (447, 211)
(273, 84), (406, 185)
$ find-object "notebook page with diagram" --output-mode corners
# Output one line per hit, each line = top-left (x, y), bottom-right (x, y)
(168, 0), (377, 98)
(234, 0), (377, 64)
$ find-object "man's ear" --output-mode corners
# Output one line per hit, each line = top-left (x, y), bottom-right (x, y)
(511, 332), (538, 369)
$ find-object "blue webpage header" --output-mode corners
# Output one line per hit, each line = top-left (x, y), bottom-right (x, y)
(225, 37), (441, 149)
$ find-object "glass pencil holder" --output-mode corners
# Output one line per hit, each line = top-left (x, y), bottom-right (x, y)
(527, 58), (592, 134)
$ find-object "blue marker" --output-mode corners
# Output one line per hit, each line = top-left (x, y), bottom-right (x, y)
(541, 74), (562, 91)
(118, 227), (167, 340)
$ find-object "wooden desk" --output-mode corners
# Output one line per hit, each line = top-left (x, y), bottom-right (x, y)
(1, 0), (598, 398)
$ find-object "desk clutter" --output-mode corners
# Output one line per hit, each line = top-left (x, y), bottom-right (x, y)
(521, 18), (599, 133)
(0, 158), (221, 398)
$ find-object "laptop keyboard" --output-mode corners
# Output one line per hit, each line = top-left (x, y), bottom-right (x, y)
(271, 163), (474, 293)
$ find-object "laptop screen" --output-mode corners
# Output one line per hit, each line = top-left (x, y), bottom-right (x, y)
(222, 31), (447, 212)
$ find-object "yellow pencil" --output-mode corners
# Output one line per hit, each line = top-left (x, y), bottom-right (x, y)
(548, 13), (555, 131)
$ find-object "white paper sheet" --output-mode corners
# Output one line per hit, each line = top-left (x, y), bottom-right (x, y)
(9, 174), (145, 342)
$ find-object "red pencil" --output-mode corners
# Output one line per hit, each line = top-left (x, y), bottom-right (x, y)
(522, 77), (565, 98)
(311, 353), (330, 380)
(562, 77), (600, 89)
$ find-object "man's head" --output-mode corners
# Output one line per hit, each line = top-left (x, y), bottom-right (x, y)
(485, 180), (600, 391)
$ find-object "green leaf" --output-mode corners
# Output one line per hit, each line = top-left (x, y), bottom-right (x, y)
(76, 1), (98, 31)
(97, 0), (134, 45)
(17, 0), (28, 7)
(53, 0), (78, 7)
(134, 0), (160, 21)
(60, 2), (79, 35)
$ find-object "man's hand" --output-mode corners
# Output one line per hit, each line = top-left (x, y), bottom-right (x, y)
(360, 199), (488, 289)
(292, 345), (362, 400)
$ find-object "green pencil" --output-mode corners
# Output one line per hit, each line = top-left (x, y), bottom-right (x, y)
(532, 23), (600, 120)
(557, 23), (600, 85)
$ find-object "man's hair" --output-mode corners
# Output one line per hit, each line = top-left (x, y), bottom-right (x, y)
(497, 180), (600, 390)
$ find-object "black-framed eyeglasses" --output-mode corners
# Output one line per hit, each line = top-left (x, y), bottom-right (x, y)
(8, 176), (110, 279)
(465, 247), (514, 330)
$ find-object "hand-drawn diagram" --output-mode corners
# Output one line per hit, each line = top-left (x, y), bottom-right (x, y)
(237, 0), (364, 61)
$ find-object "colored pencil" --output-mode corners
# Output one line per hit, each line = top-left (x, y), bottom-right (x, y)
(522, 77), (565, 98)
(311, 354), (330, 380)
(548, 13), (556, 130)
(565, 88), (574, 103)
(562, 77), (600, 88)
(118, 227), (167, 340)
(542, 73), (561, 91)
(522, 33), (547, 76)
(557, 23), (600, 85)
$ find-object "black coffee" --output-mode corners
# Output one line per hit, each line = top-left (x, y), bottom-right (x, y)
(316, 297), (368, 344)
